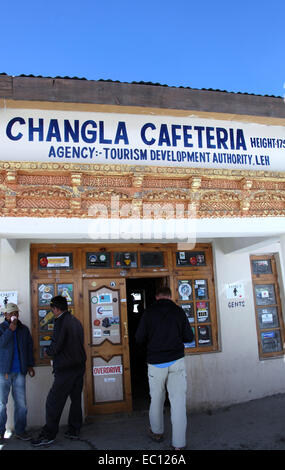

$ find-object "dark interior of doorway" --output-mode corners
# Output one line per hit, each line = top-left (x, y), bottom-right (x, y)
(126, 276), (168, 411)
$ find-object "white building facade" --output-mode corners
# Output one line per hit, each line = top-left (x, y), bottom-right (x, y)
(0, 74), (285, 428)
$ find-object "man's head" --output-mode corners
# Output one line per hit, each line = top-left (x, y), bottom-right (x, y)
(4, 302), (19, 322)
(155, 286), (172, 300)
(50, 295), (68, 317)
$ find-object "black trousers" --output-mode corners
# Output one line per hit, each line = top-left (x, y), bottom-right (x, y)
(43, 366), (85, 439)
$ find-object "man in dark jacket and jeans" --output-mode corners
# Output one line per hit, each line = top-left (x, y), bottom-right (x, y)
(0, 303), (35, 442)
(135, 286), (194, 450)
(32, 295), (86, 447)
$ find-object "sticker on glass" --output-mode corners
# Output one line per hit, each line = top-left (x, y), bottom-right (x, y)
(98, 293), (112, 304)
(39, 310), (54, 329)
(93, 329), (102, 337)
(96, 306), (114, 316)
(198, 326), (211, 345)
(178, 281), (192, 300)
(57, 284), (73, 304)
(181, 304), (194, 323)
(39, 284), (54, 306)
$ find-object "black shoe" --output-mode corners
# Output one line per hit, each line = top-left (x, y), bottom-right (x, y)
(148, 427), (164, 442)
(15, 431), (33, 441)
(0, 434), (5, 444)
(31, 432), (55, 447)
(64, 429), (80, 440)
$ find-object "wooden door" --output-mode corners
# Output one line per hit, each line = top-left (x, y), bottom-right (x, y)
(83, 278), (132, 414)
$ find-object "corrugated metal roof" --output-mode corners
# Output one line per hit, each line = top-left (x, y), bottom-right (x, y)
(0, 72), (281, 99)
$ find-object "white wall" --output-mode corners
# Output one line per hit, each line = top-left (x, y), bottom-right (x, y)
(186, 238), (285, 412)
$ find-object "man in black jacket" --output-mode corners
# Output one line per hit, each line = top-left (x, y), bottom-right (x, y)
(135, 286), (194, 450)
(32, 296), (86, 447)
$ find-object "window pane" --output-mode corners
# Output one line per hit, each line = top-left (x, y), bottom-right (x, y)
(258, 307), (279, 329)
(178, 280), (193, 300)
(38, 284), (55, 306)
(176, 251), (206, 267)
(181, 303), (195, 323)
(114, 252), (137, 268)
(184, 326), (196, 348)
(252, 259), (272, 275)
(198, 325), (212, 346)
(260, 330), (282, 353)
(196, 301), (210, 323)
(140, 252), (164, 268)
(255, 284), (276, 306)
(86, 252), (111, 268)
(194, 280), (208, 300)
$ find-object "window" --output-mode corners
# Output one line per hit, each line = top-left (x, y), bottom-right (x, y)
(251, 255), (285, 359)
(32, 280), (76, 365)
(113, 252), (137, 268)
(174, 245), (219, 353)
(140, 251), (164, 268)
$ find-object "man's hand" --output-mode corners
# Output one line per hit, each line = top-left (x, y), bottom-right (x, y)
(9, 316), (18, 331)
(28, 367), (35, 377)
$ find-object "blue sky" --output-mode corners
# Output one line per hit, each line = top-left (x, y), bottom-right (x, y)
(1, 0), (285, 97)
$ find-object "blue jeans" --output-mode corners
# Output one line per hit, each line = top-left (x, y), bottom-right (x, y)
(0, 373), (27, 435)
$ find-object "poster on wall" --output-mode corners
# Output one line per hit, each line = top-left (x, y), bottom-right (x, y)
(0, 291), (18, 312)
(226, 282), (245, 299)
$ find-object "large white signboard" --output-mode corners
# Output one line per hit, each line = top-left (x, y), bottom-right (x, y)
(0, 109), (284, 171)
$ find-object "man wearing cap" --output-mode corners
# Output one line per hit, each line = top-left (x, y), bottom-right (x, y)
(0, 303), (35, 442)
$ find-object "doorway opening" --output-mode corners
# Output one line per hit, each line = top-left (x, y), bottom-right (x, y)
(126, 276), (169, 410)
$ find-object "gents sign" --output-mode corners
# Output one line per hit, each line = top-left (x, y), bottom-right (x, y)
(1, 108), (285, 171)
